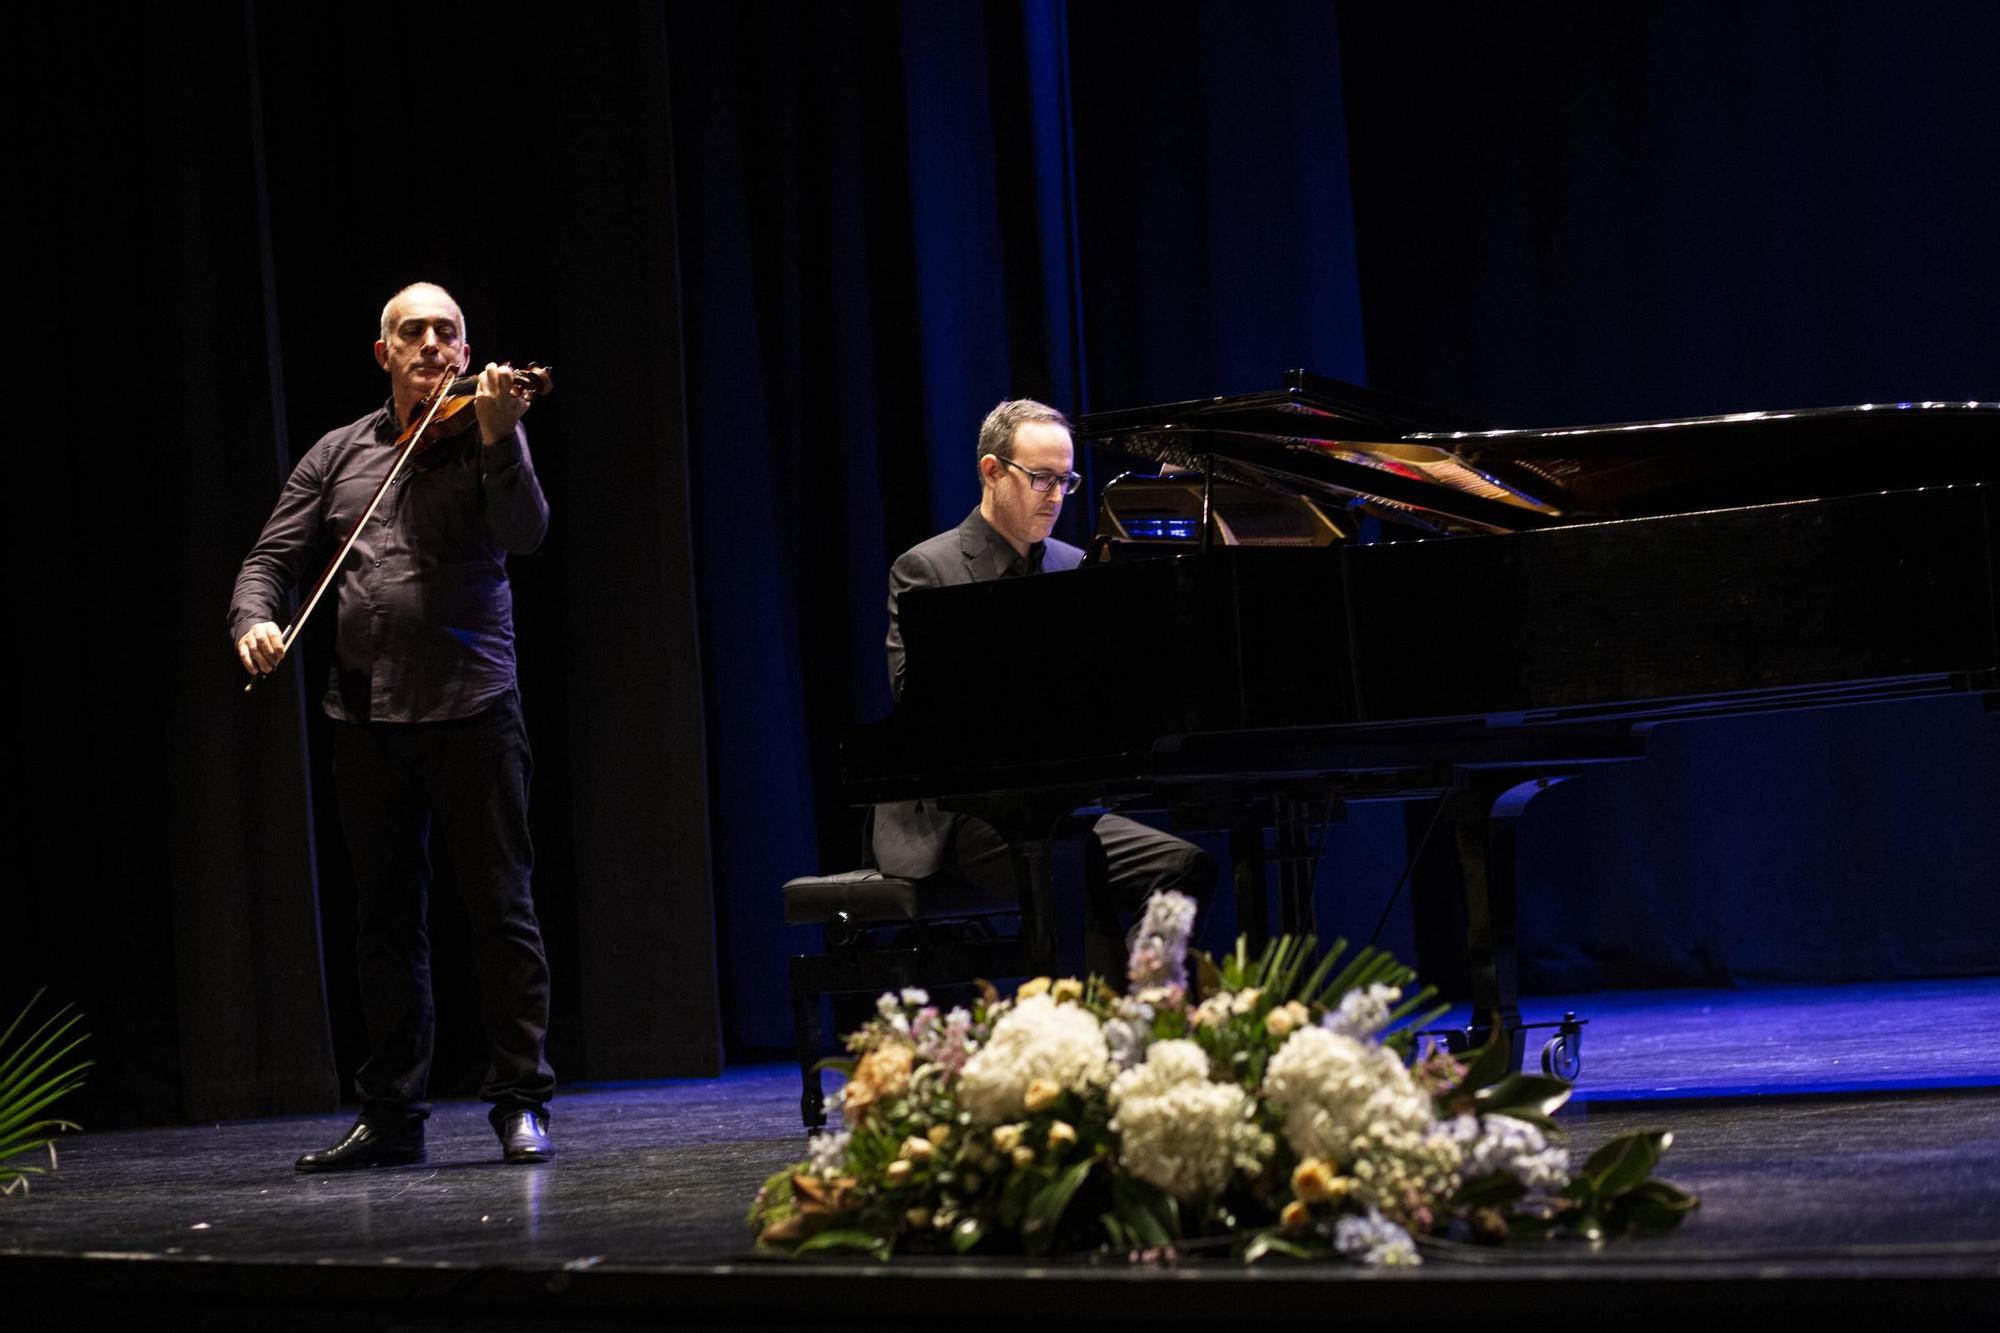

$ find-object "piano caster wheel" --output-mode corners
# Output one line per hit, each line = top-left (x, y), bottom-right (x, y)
(1540, 1014), (1583, 1082)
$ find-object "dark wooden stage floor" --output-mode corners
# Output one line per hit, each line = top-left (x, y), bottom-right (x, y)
(7, 979), (1998, 1329)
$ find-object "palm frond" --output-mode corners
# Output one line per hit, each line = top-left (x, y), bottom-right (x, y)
(0, 990), (90, 1196)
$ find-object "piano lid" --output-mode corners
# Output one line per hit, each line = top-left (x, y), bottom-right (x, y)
(1079, 373), (2000, 530)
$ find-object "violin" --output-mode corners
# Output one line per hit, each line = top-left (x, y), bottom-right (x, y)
(398, 362), (554, 452)
(242, 361), (554, 693)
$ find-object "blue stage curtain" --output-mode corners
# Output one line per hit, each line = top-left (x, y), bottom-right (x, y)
(1326, 2), (2000, 989)
(666, 1), (1369, 1053)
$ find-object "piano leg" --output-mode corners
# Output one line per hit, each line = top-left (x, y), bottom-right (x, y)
(1004, 833), (1059, 981)
(1449, 771), (1573, 1074)
(1230, 819), (1270, 953)
(1276, 795), (1319, 939)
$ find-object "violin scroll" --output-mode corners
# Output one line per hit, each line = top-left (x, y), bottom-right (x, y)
(509, 362), (553, 401)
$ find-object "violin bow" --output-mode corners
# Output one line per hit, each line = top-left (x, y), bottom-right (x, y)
(243, 367), (463, 694)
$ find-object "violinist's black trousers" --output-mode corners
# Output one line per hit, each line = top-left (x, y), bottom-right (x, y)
(333, 692), (554, 1136)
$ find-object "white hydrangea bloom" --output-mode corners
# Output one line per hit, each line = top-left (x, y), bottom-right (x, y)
(1333, 1208), (1421, 1266)
(1103, 997), (1157, 1071)
(1260, 1026), (1434, 1165)
(956, 995), (1112, 1124)
(1108, 1040), (1262, 1202)
(806, 1128), (852, 1178)
(1452, 1114), (1570, 1191)
(1321, 983), (1403, 1040)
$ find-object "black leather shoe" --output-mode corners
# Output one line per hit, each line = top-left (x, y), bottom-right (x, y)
(497, 1109), (553, 1163)
(295, 1120), (426, 1173)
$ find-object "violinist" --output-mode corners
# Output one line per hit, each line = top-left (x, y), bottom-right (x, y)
(229, 282), (556, 1169)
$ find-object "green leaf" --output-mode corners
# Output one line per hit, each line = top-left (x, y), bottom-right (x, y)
(0, 1002), (75, 1087)
(1609, 1179), (1700, 1233)
(1450, 1173), (1529, 1210)
(1295, 939), (1348, 1008)
(1474, 1073), (1574, 1122)
(0, 1074), (93, 1142)
(808, 1055), (856, 1078)
(1021, 1160), (1095, 1255)
(1312, 945), (1379, 1008)
(1478, 1107), (1564, 1135)
(1243, 1231), (1319, 1263)
(1582, 1130), (1671, 1196)
(1456, 1031), (1513, 1096)
(1195, 950), (1225, 1000)
(1252, 938), (1279, 988)
(1384, 984), (1440, 1027)
(1271, 935), (1320, 1003)
(0, 993), (89, 1173)
(950, 1217), (987, 1254)
(793, 1228), (893, 1259)
(0, 1026), (90, 1104)
(1108, 1174), (1181, 1248)
(1385, 1003), (1452, 1059)
(0, 1119), (84, 1161)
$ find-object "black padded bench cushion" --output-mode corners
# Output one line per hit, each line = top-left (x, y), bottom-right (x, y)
(781, 870), (1018, 925)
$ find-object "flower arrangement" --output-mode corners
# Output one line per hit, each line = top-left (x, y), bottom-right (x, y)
(751, 892), (1696, 1263)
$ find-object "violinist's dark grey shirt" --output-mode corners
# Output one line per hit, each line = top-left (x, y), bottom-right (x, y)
(229, 404), (548, 723)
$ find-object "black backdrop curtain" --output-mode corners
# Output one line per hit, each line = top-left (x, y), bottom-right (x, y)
(14, 2), (1998, 1126)
(17, 5), (721, 1127)
(1326, 3), (2000, 990)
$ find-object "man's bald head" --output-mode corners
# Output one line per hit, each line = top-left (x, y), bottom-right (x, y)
(379, 282), (464, 345)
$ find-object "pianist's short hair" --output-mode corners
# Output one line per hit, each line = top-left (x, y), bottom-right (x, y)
(978, 398), (1071, 464)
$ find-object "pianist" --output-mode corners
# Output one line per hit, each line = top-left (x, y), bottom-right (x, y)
(873, 398), (1215, 978)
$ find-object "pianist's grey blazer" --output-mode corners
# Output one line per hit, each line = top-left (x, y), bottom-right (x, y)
(870, 507), (1084, 879)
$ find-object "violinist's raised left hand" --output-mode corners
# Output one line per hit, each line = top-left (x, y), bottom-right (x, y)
(475, 361), (533, 445)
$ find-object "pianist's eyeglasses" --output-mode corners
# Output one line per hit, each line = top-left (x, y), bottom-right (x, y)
(992, 455), (1084, 496)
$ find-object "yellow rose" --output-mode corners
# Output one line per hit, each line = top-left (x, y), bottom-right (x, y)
(1046, 1120), (1077, 1149)
(885, 1159), (912, 1182)
(1265, 1007), (1298, 1037)
(926, 1123), (953, 1146)
(991, 1124), (1023, 1154)
(1017, 976), (1053, 1000)
(1023, 1077), (1062, 1113)
(1010, 1145), (1037, 1169)
(904, 1206), (932, 1230)
(1051, 977), (1084, 1003)
(1280, 1199), (1313, 1231)
(1292, 1158), (1337, 1204)
(901, 1135), (934, 1161)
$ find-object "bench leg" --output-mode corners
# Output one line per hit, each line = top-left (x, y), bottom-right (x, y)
(790, 959), (827, 1132)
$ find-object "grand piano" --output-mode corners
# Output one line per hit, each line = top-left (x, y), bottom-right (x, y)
(843, 372), (2000, 1071)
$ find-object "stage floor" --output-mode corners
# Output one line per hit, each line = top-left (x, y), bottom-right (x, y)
(8, 978), (1999, 1328)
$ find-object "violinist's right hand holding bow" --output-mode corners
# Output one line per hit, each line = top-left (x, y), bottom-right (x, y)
(237, 621), (286, 677)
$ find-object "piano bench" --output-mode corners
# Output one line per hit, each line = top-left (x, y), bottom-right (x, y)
(783, 870), (1026, 1132)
